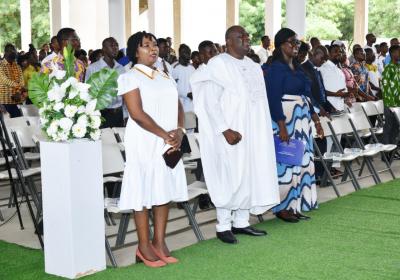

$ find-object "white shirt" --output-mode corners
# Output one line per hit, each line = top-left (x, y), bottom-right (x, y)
(85, 58), (125, 108)
(154, 57), (173, 76)
(377, 54), (386, 75)
(319, 60), (346, 110)
(41, 52), (57, 66)
(171, 63), (195, 112)
(256, 47), (270, 64)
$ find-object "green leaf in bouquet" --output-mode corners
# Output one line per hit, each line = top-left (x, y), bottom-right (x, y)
(63, 44), (75, 79)
(87, 68), (118, 110)
(28, 72), (50, 107)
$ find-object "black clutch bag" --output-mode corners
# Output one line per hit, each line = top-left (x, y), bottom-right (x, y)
(162, 147), (182, 169)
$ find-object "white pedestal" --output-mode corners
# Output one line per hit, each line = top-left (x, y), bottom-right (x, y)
(41, 140), (106, 279)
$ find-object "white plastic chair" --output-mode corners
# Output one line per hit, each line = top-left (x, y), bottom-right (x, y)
(17, 104), (39, 117)
(184, 112), (197, 131)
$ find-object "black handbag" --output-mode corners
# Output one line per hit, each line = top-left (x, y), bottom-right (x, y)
(162, 147), (182, 169)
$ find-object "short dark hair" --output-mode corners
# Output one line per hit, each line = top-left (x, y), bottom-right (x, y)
(57, 27), (76, 46)
(191, 51), (199, 59)
(157, 38), (168, 46)
(310, 37), (319, 44)
(50, 36), (57, 43)
(4, 43), (16, 53)
(179, 43), (191, 54)
(126, 31), (157, 65)
(389, 45), (400, 56)
(102, 37), (117, 48)
(261, 35), (268, 41)
(353, 47), (364, 55)
(380, 42), (388, 48)
(299, 42), (310, 53)
(89, 49), (102, 63)
(198, 40), (214, 52)
(364, 48), (373, 55)
(366, 33), (374, 40)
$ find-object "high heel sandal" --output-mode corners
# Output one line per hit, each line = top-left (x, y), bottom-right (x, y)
(150, 244), (179, 264)
(135, 248), (167, 268)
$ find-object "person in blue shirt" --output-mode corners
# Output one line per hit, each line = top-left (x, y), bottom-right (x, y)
(265, 28), (324, 223)
(384, 38), (399, 66)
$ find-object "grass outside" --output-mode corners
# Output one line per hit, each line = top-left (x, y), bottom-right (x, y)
(1, 180), (400, 280)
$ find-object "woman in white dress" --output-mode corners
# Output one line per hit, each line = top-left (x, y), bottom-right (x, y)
(117, 31), (188, 267)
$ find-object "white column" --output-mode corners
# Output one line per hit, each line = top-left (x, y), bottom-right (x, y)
(148, 0), (174, 38)
(20, 0), (32, 50)
(286, 0), (306, 39)
(226, 0), (239, 29)
(108, 0), (126, 47)
(354, 0), (368, 46)
(173, 0), (181, 51)
(264, 0), (281, 40)
(49, 0), (109, 50)
(124, 0), (140, 43)
(181, 0), (227, 51)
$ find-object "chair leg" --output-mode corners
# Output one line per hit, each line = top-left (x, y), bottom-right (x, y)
(105, 237), (118, 268)
(104, 210), (111, 226)
(343, 162), (361, 191)
(257, 215), (264, 222)
(115, 213), (130, 247)
(381, 151), (396, 179)
(182, 201), (204, 241)
(0, 208), (4, 221)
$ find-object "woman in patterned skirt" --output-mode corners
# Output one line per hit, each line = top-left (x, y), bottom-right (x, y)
(265, 28), (324, 223)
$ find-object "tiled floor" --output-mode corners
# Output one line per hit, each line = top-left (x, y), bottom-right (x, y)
(0, 156), (399, 267)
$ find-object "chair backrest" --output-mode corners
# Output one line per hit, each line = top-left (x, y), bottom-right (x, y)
(102, 143), (125, 175)
(112, 127), (125, 143)
(328, 115), (354, 135)
(184, 112), (197, 130)
(25, 116), (41, 126)
(312, 117), (332, 137)
(361, 101), (379, 117)
(18, 104), (39, 117)
(373, 100), (384, 115)
(10, 126), (42, 148)
(347, 111), (371, 131)
(101, 128), (118, 144)
(347, 102), (363, 113)
(185, 133), (201, 160)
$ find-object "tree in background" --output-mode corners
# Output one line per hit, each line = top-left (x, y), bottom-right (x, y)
(0, 0), (49, 51)
(239, 0), (399, 43)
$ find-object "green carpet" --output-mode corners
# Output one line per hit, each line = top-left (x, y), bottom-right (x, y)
(1, 180), (400, 280)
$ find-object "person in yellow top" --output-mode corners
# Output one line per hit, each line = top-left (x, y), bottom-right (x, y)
(0, 43), (26, 117)
(41, 27), (86, 82)
(22, 51), (40, 87)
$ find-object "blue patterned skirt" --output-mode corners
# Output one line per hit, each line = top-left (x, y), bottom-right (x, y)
(272, 95), (318, 213)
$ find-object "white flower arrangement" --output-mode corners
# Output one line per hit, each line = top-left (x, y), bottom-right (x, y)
(28, 45), (118, 142)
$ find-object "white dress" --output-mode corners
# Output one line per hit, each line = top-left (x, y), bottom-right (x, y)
(117, 64), (188, 211)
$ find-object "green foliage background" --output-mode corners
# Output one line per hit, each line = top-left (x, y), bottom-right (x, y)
(240, 0), (400, 45)
(0, 0), (49, 51)
(0, 0), (398, 50)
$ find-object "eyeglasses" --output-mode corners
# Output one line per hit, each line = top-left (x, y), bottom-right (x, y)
(286, 39), (301, 47)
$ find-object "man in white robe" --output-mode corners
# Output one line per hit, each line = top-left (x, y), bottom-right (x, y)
(190, 26), (280, 244)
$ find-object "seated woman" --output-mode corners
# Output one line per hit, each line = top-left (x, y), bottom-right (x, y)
(265, 28), (324, 223)
(117, 31), (188, 267)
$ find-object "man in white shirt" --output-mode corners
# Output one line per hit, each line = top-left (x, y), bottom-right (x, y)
(171, 44), (195, 112)
(154, 38), (173, 75)
(256, 35), (270, 64)
(85, 37), (125, 127)
(41, 36), (59, 65)
(377, 42), (388, 75)
(190, 26), (280, 244)
(319, 44), (348, 111)
(364, 33), (377, 55)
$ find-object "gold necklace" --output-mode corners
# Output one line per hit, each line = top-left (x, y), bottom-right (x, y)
(133, 66), (170, 80)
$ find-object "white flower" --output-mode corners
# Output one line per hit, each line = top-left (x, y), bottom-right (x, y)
(39, 107), (46, 115)
(49, 62), (66, 80)
(68, 88), (80, 99)
(57, 131), (70, 141)
(46, 120), (59, 136)
(77, 115), (88, 126)
(61, 77), (78, 91)
(85, 99), (97, 115)
(79, 90), (91, 102)
(72, 123), (87, 138)
(59, 117), (73, 132)
(90, 129), (101, 141)
(77, 106), (85, 114)
(91, 110), (101, 116)
(90, 115), (101, 129)
(64, 105), (78, 118)
(47, 83), (66, 102)
(53, 102), (65, 112)
(40, 117), (48, 125)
